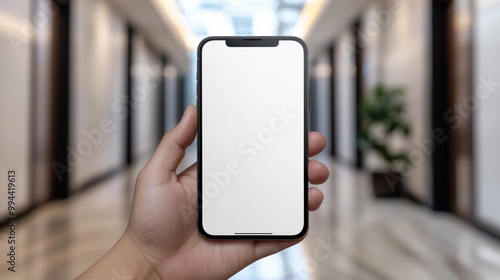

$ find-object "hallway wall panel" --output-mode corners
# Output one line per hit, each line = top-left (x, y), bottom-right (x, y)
(131, 35), (161, 158)
(334, 31), (356, 164)
(335, 31), (357, 165)
(0, 0), (34, 218)
(32, 0), (59, 203)
(312, 52), (332, 149)
(361, 5), (386, 171)
(164, 66), (179, 132)
(379, 0), (432, 203)
(69, 0), (127, 192)
(474, 0), (500, 231)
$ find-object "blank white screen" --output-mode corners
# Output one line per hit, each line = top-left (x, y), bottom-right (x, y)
(201, 39), (306, 236)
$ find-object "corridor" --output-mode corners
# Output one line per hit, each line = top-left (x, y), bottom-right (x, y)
(2, 0), (500, 279)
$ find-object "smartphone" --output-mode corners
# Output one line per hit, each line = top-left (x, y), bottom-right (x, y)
(197, 36), (308, 240)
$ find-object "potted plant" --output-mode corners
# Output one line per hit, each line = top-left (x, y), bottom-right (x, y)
(358, 85), (411, 198)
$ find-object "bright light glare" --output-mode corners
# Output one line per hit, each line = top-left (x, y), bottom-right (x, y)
(153, 0), (197, 50)
(294, 0), (329, 39)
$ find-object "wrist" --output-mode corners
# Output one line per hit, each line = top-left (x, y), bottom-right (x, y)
(117, 232), (163, 280)
(76, 232), (162, 280)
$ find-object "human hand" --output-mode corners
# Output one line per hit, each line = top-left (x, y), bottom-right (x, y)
(77, 105), (329, 280)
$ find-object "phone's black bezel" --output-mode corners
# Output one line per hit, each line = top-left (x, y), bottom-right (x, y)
(197, 36), (309, 240)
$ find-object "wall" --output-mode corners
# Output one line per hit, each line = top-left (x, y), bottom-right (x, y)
(378, 0), (432, 203)
(361, 5), (386, 170)
(70, 0), (127, 191)
(312, 51), (332, 148)
(131, 34), (161, 158)
(474, 0), (500, 230)
(335, 31), (356, 165)
(0, 0), (34, 218)
(449, 0), (474, 218)
(164, 65), (179, 132)
(32, 0), (57, 204)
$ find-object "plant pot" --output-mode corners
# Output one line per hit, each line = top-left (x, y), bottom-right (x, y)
(371, 171), (403, 198)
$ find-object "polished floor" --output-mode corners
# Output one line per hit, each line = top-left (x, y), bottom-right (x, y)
(2, 152), (500, 280)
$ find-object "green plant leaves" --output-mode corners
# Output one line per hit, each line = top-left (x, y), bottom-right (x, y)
(358, 84), (412, 169)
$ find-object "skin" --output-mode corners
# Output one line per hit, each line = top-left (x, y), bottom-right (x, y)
(77, 105), (329, 280)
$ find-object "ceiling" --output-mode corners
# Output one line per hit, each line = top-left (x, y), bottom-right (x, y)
(176, 0), (308, 41)
(106, 0), (385, 69)
(304, 0), (387, 55)
(107, 0), (190, 71)
(174, 0), (388, 56)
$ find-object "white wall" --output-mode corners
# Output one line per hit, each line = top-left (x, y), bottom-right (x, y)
(362, 5), (386, 171)
(0, 0), (34, 218)
(335, 31), (357, 165)
(313, 52), (332, 148)
(474, 0), (500, 229)
(164, 66), (179, 132)
(70, 0), (127, 191)
(379, 0), (432, 203)
(131, 34), (161, 158)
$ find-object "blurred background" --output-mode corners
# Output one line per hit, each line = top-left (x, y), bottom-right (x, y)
(1, 0), (500, 279)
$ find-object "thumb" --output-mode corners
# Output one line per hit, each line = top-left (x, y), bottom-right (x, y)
(148, 105), (197, 180)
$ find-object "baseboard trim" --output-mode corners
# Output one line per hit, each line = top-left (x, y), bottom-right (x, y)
(70, 165), (126, 196)
(403, 190), (426, 206)
(0, 165), (126, 227)
(0, 150), (156, 227)
(473, 219), (500, 242)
